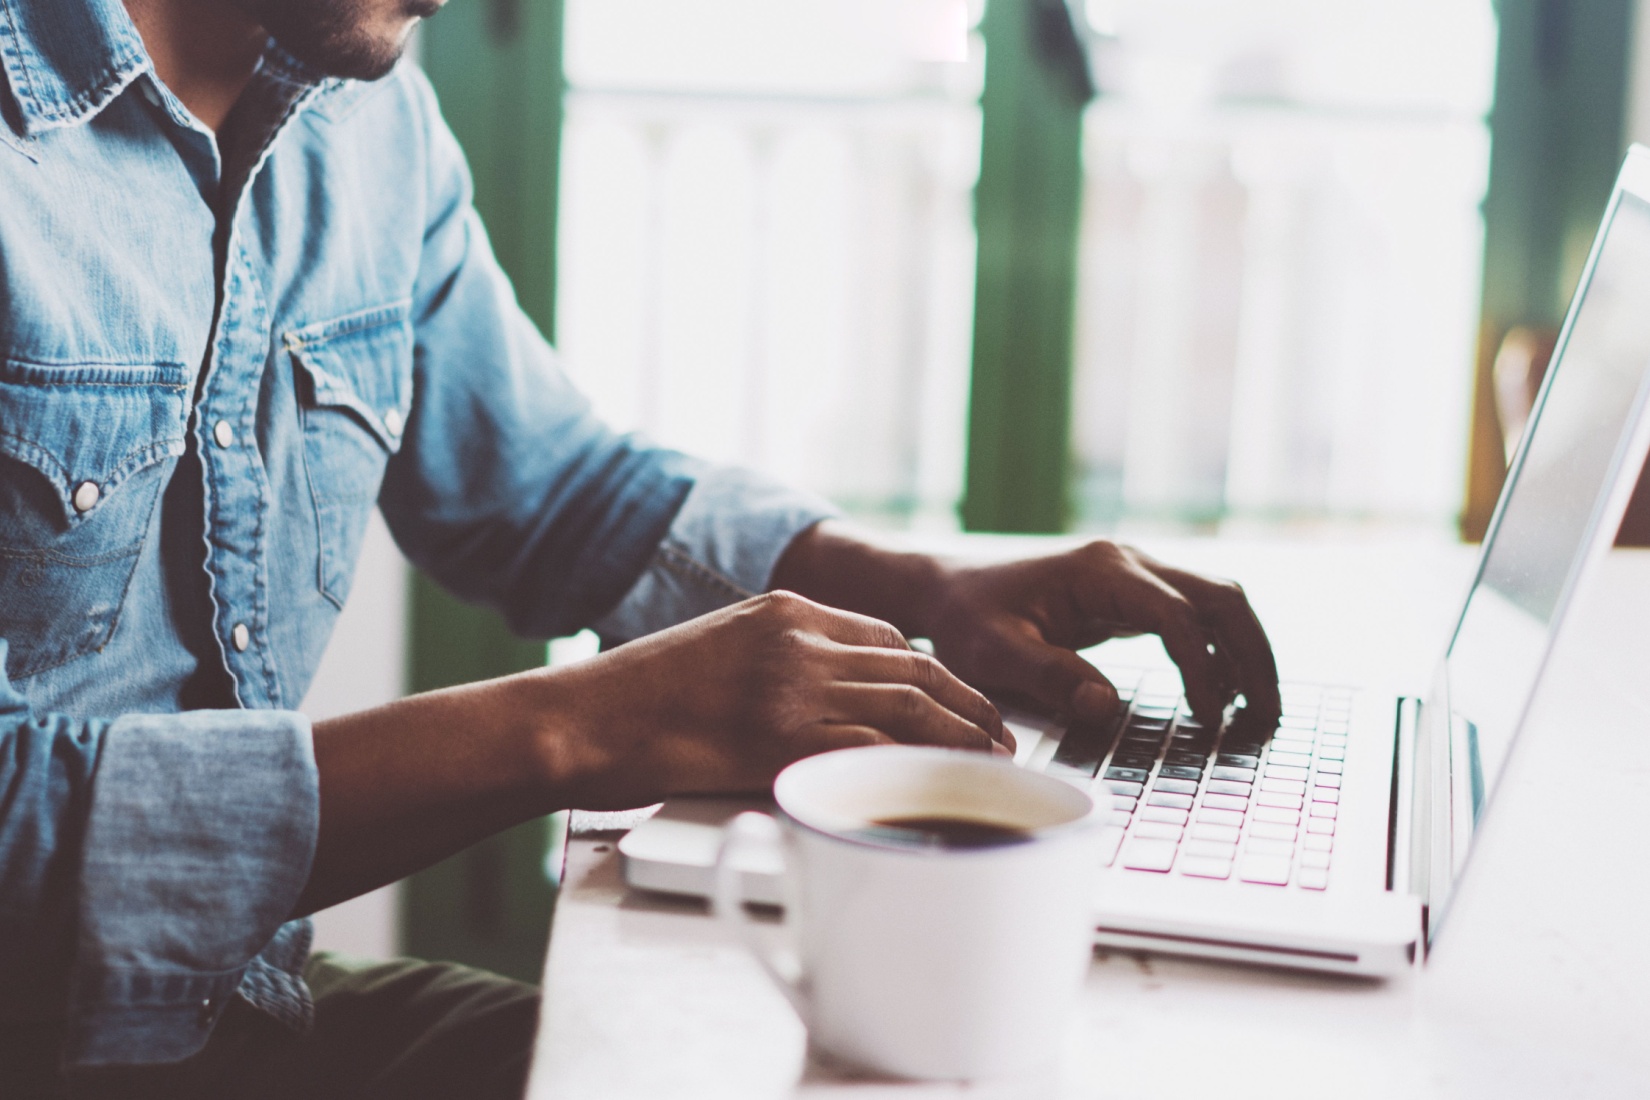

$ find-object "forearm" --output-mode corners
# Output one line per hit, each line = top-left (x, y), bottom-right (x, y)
(296, 675), (582, 916)
(769, 519), (948, 638)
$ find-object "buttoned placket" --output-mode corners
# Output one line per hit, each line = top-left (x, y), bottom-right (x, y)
(144, 65), (321, 708)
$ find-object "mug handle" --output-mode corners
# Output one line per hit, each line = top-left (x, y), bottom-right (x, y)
(714, 811), (809, 1021)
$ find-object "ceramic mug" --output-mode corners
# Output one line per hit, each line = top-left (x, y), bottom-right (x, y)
(714, 745), (1105, 1081)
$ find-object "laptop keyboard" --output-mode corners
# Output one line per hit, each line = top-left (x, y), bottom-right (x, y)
(1041, 672), (1351, 890)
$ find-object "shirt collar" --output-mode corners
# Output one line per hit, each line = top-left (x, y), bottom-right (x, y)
(0, 0), (352, 140)
(0, 0), (152, 136)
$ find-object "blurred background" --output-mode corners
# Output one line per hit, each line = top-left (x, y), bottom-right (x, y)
(303, 0), (1650, 977)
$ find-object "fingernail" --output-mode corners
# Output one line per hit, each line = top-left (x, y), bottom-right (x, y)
(1073, 681), (1117, 719)
(990, 741), (1012, 758)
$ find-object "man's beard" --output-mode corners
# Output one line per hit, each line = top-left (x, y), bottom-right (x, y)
(246, 0), (438, 81)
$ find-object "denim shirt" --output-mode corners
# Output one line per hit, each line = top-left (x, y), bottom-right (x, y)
(0, 0), (832, 1069)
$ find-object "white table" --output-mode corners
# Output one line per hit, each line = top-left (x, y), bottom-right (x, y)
(525, 537), (1650, 1099)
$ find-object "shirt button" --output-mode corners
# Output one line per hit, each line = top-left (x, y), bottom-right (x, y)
(72, 481), (101, 513)
(231, 623), (251, 652)
(382, 408), (404, 438)
(213, 420), (235, 448)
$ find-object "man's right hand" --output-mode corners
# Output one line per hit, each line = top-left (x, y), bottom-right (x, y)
(298, 590), (1009, 916)
(537, 590), (1013, 809)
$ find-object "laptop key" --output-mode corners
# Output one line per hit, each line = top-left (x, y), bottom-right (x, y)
(1238, 854), (1292, 885)
(1139, 806), (1189, 826)
(1305, 818), (1336, 835)
(1297, 868), (1330, 891)
(1245, 837), (1294, 857)
(1147, 792), (1194, 810)
(1215, 753), (1259, 769)
(1196, 807), (1245, 828)
(1260, 777), (1307, 795)
(1249, 821), (1296, 841)
(1203, 792), (1249, 812)
(1311, 787), (1340, 804)
(1302, 833), (1334, 852)
(1158, 764), (1203, 781)
(1050, 717), (1122, 777)
(1102, 780), (1144, 798)
(1110, 752), (1158, 770)
(1316, 760), (1345, 775)
(1267, 751), (1313, 769)
(1104, 811), (1135, 828)
(1120, 837), (1178, 872)
(1164, 750), (1209, 767)
(1191, 822), (1241, 843)
(1300, 849), (1331, 869)
(1184, 838), (1237, 858)
(1309, 803), (1338, 820)
(1318, 746), (1346, 761)
(1154, 777), (1198, 795)
(1253, 806), (1299, 825)
(1205, 779), (1252, 797)
(1254, 790), (1303, 810)
(1211, 765), (1257, 783)
(1178, 855), (1233, 880)
(1264, 764), (1310, 782)
(1133, 821), (1183, 841)
(1104, 767), (1151, 784)
(1314, 773), (1343, 789)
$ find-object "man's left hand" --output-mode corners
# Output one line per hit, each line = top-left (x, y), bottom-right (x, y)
(771, 522), (1281, 731)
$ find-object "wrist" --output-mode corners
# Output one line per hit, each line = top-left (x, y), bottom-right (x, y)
(769, 520), (950, 638)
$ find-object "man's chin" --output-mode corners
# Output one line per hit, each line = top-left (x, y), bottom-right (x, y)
(254, 0), (426, 82)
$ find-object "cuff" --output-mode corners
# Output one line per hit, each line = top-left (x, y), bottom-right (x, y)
(67, 709), (318, 1065)
(593, 465), (838, 641)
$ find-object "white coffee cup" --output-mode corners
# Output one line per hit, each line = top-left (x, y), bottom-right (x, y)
(714, 745), (1105, 1081)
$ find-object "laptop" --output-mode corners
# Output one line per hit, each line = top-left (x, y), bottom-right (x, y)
(619, 145), (1650, 977)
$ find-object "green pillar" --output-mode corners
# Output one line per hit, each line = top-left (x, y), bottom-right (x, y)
(1463, 0), (1634, 539)
(962, 0), (1093, 533)
(402, 0), (568, 984)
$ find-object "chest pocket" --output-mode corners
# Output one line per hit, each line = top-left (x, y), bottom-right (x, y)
(287, 302), (413, 608)
(0, 359), (189, 679)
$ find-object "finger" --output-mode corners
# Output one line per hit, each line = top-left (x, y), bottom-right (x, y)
(1076, 562), (1227, 726)
(829, 646), (1012, 747)
(812, 725), (897, 752)
(1144, 562), (1281, 719)
(969, 625), (1122, 725)
(826, 683), (1003, 754)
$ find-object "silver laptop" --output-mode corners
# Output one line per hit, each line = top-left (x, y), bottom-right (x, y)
(619, 145), (1650, 977)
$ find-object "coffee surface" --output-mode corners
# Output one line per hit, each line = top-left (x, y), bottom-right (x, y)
(858, 814), (1034, 849)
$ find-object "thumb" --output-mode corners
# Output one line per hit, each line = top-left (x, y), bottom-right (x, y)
(988, 630), (1120, 723)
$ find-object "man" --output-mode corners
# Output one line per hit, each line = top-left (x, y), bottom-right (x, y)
(0, 0), (1280, 1095)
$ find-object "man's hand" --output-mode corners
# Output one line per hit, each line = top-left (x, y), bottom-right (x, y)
(771, 522), (1281, 731)
(547, 590), (1013, 808)
(298, 589), (1009, 916)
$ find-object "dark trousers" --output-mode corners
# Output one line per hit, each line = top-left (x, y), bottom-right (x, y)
(6, 954), (541, 1100)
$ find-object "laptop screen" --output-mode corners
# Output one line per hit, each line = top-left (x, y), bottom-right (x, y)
(1445, 189), (1650, 825)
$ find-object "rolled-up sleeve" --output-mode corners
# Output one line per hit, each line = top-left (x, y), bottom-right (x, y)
(593, 465), (837, 642)
(0, 643), (318, 1066)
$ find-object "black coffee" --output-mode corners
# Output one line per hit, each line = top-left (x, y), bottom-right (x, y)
(857, 814), (1034, 849)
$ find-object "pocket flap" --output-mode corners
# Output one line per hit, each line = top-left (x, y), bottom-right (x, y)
(0, 358), (190, 525)
(285, 301), (414, 452)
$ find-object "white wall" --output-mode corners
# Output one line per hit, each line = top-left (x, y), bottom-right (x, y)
(301, 511), (408, 959)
